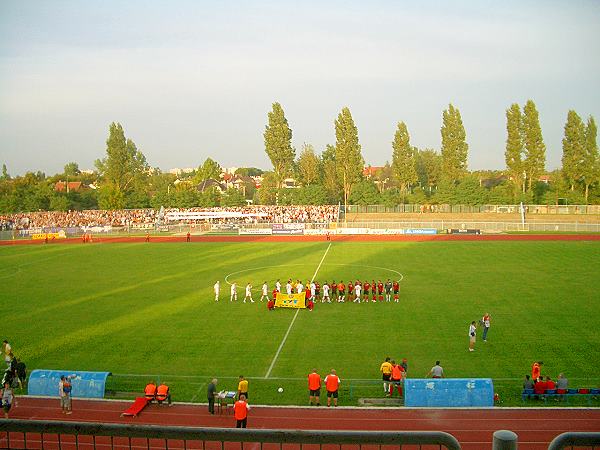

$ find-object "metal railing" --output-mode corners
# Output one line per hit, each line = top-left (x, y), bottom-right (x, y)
(548, 432), (600, 450)
(0, 419), (462, 450)
(346, 204), (600, 215)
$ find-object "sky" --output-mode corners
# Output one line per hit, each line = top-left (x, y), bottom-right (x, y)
(1, 0), (599, 176)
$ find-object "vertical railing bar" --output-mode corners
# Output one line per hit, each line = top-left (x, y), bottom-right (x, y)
(110, 434), (113, 450)
(23, 431), (27, 449)
(76, 433), (79, 450)
(128, 436), (132, 450)
(5, 431), (9, 449)
(58, 432), (62, 448)
(41, 432), (45, 450)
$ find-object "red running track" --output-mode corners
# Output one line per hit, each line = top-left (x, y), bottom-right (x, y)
(2, 233), (600, 246)
(4, 397), (600, 450)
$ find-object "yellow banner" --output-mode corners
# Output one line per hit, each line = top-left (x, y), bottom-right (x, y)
(275, 292), (306, 309)
(32, 231), (66, 240)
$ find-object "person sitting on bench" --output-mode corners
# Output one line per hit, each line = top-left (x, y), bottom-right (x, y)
(156, 383), (172, 406)
(144, 381), (157, 401)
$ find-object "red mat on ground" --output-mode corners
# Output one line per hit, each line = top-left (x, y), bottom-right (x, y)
(120, 397), (150, 417)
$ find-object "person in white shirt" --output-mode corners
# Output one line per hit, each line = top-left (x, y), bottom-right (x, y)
(286, 281), (292, 295)
(244, 283), (254, 303)
(468, 321), (477, 352)
(310, 282), (316, 299)
(230, 283), (238, 302)
(354, 283), (362, 303)
(214, 281), (220, 302)
(275, 279), (281, 293)
(260, 282), (269, 302)
(296, 282), (304, 294)
(322, 283), (330, 303)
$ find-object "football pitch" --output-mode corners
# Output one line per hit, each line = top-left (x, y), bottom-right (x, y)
(2, 238), (600, 406)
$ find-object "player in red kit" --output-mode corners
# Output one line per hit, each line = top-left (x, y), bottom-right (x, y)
(377, 280), (384, 301)
(315, 281), (321, 302)
(331, 281), (338, 301)
(347, 281), (354, 302)
(338, 281), (345, 302)
(363, 281), (370, 302)
(393, 280), (400, 302)
(371, 279), (377, 301)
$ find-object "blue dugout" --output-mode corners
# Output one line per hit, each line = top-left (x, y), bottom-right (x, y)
(405, 378), (494, 407)
(28, 370), (112, 399)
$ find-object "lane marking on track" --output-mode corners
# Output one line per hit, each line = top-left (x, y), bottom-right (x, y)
(264, 243), (332, 379)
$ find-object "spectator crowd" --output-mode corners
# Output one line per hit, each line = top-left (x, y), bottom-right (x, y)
(0, 205), (339, 231)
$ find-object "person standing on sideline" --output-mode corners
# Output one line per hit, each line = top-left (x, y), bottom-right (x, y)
(207, 378), (217, 414)
(186, 231), (191, 242)
(275, 279), (281, 293)
(244, 283), (254, 303)
(481, 313), (491, 342)
(380, 357), (393, 394)
(427, 361), (444, 378)
(214, 281), (220, 302)
(237, 375), (249, 399)
(324, 369), (341, 407)
(59, 375), (74, 414)
(469, 321), (477, 352)
(308, 369), (322, 406)
(286, 280), (293, 295)
(385, 279), (393, 302)
(1, 381), (15, 418)
(234, 394), (250, 428)
(260, 282), (269, 302)
(230, 283), (238, 302)
(531, 361), (543, 381)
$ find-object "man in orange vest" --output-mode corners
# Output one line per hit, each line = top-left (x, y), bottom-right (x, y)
(156, 384), (172, 406)
(144, 381), (157, 402)
(308, 369), (322, 406)
(234, 393), (250, 428)
(389, 361), (405, 397)
(324, 369), (341, 407)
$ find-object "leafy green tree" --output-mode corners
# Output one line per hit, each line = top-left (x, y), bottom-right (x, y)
(380, 187), (401, 207)
(296, 184), (328, 205)
(63, 162), (80, 177)
(335, 107), (364, 210)
(321, 145), (341, 203)
(561, 110), (586, 191)
(49, 194), (69, 211)
(296, 143), (322, 186)
(235, 167), (264, 177)
(95, 122), (149, 209)
(1, 164), (10, 180)
(222, 187), (246, 207)
(522, 100), (546, 191)
(440, 104), (468, 184)
(348, 180), (380, 205)
(505, 103), (525, 195)
(373, 163), (394, 192)
(391, 122), (418, 193)
(415, 148), (442, 192)
(264, 102), (295, 188)
(582, 116), (599, 203)
(257, 172), (278, 205)
(195, 158), (222, 183)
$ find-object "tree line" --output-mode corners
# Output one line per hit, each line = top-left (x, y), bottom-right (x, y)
(0, 101), (598, 213)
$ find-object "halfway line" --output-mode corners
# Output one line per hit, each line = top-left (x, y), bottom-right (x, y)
(264, 242), (332, 379)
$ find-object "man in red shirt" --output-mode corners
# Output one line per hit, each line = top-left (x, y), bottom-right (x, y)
(532, 361), (543, 381)
(331, 281), (338, 302)
(371, 280), (377, 301)
(314, 282), (321, 302)
(308, 369), (321, 406)
(347, 281), (354, 302)
(234, 394), (250, 428)
(377, 280), (384, 301)
(534, 378), (547, 396)
(545, 376), (556, 390)
(363, 281), (370, 302)
(337, 282), (345, 302)
(324, 369), (341, 407)
(393, 280), (400, 302)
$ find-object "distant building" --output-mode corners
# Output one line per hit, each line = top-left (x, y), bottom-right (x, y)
(196, 179), (226, 193)
(168, 168), (195, 175)
(363, 166), (383, 179)
(54, 181), (85, 193)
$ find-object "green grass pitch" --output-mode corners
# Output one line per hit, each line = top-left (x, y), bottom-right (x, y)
(2, 239), (599, 406)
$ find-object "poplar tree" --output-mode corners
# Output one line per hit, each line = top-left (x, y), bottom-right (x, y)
(561, 110), (586, 191)
(322, 145), (340, 202)
(522, 100), (546, 191)
(95, 122), (149, 209)
(264, 102), (295, 189)
(440, 104), (468, 184)
(582, 116), (599, 202)
(391, 122), (417, 193)
(505, 103), (525, 195)
(334, 107), (364, 210)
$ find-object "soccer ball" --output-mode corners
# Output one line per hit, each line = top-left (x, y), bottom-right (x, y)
(277, 387), (284, 393)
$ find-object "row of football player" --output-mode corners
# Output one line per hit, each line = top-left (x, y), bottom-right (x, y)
(213, 279), (401, 303)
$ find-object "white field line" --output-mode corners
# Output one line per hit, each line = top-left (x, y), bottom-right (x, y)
(264, 243), (332, 379)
